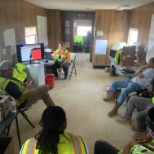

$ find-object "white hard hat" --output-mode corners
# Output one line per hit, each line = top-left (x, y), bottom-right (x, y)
(0, 60), (15, 70)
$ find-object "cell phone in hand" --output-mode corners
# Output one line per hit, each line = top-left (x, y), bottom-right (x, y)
(29, 80), (34, 85)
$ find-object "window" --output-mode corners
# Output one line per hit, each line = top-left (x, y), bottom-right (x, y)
(25, 27), (37, 44)
(77, 26), (91, 36)
(128, 28), (138, 46)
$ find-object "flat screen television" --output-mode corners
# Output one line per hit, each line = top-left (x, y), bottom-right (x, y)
(16, 43), (44, 63)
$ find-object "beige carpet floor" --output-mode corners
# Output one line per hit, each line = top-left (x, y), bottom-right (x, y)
(10, 53), (135, 154)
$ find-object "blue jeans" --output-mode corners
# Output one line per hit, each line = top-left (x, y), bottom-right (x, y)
(110, 79), (143, 104)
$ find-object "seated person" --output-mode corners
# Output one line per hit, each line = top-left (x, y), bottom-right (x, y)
(20, 106), (88, 154)
(0, 60), (55, 109)
(51, 42), (71, 79)
(94, 107), (154, 154)
(103, 57), (154, 116)
(116, 96), (154, 132)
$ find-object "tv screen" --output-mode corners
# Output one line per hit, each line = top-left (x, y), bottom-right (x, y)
(16, 43), (44, 62)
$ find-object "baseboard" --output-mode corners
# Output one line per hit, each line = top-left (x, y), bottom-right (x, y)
(93, 65), (109, 69)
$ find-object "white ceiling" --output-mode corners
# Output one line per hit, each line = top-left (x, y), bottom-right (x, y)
(24, 0), (154, 11)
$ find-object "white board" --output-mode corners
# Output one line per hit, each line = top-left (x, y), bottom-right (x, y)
(95, 40), (107, 55)
(37, 16), (48, 46)
(3, 28), (16, 55)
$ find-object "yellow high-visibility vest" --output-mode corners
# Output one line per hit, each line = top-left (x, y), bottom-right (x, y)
(13, 63), (27, 83)
(0, 76), (28, 107)
(20, 132), (88, 154)
(55, 49), (71, 63)
(118, 140), (154, 154)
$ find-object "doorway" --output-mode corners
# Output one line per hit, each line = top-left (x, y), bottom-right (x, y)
(73, 19), (92, 53)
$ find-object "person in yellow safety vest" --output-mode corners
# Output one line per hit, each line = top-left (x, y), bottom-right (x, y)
(51, 42), (71, 80)
(94, 107), (154, 154)
(20, 106), (89, 154)
(74, 35), (84, 45)
(13, 63), (27, 83)
(0, 60), (55, 109)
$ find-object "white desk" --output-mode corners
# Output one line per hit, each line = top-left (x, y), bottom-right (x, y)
(109, 56), (139, 78)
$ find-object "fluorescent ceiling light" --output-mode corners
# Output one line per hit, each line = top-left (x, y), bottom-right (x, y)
(116, 5), (130, 11)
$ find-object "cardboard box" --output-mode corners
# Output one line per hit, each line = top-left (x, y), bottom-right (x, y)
(106, 90), (121, 99)
(0, 95), (11, 118)
(0, 137), (14, 154)
(119, 46), (136, 66)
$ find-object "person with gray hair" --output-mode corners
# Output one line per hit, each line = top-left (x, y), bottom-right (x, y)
(0, 60), (55, 109)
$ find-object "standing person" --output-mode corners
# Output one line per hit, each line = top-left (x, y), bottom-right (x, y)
(0, 60), (55, 109)
(116, 96), (154, 132)
(20, 106), (89, 154)
(94, 107), (154, 154)
(51, 42), (71, 79)
(103, 57), (154, 116)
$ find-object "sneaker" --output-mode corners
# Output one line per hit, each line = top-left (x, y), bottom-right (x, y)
(116, 117), (131, 125)
(131, 125), (146, 133)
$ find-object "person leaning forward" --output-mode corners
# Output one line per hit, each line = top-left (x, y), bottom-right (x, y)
(0, 60), (55, 109)
(103, 57), (154, 117)
(20, 106), (89, 154)
(51, 42), (71, 80)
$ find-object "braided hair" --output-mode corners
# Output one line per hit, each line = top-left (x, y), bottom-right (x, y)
(35, 106), (66, 154)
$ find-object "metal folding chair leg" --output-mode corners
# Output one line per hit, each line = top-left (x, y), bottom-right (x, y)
(18, 108), (35, 128)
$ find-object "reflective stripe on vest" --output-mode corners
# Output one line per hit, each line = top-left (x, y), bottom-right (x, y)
(69, 133), (84, 154)
(20, 133), (88, 154)
(20, 138), (37, 154)
(55, 49), (61, 62)
(131, 144), (154, 154)
(0, 77), (27, 106)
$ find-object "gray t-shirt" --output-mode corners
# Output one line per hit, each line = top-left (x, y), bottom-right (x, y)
(131, 68), (154, 88)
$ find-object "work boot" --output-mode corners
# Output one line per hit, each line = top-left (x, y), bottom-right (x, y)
(103, 92), (115, 102)
(116, 116), (131, 125)
(107, 104), (121, 117)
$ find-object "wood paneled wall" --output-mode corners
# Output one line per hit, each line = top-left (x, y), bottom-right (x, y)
(0, 0), (62, 62)
(92, 10), (130, 66)
(0, 0), (154, 66)
(47, 10), (62, 50)
(0, 0), (47, 62)
(129, 2), (154, 45)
